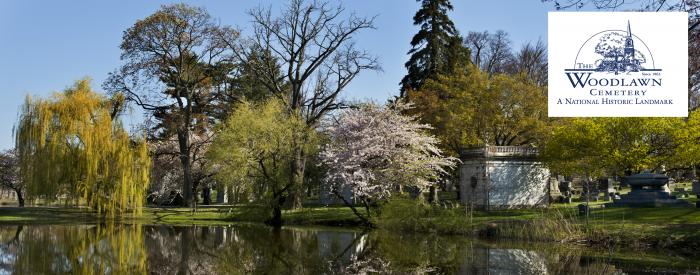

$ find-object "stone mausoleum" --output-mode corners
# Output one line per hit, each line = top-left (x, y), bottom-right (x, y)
(460, 146), (551, 209)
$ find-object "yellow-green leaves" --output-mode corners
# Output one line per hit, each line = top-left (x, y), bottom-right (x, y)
(409, 65), (548, 155)
(207, 98), (315, 204)
(15, 79), (150, 216)
(542, 117), (684, 177)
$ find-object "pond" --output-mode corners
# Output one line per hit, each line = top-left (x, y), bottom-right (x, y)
(0, 224), (698, 274)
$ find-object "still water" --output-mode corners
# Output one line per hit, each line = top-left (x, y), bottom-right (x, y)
(0, 223), (698, 274)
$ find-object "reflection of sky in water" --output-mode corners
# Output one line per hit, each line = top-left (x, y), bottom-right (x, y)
(0, 224), (697, 274)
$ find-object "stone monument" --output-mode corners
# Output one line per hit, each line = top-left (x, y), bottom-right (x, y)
(693, 180), (700, 196)
(548, 177), (563, 203)
(609, 171), (692, 207)
(459, 146), (550, 209)
(559, 181), (572, 203)
(599, 178), (616, 201)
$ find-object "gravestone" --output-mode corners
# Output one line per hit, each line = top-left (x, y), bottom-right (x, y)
(559, 181), (572, 203)
(582, 181), (600, 202)
(692, 180), (700, 196)
(577, 204), (590, 216)
(674, 188), (688, 198)
(549, 177), (562, 202)
(609, 172), (692, 207)
(599, 178), (616, 201)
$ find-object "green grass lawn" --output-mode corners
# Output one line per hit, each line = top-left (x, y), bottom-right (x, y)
(0, 204), (362, 226)
(2, 201), (699, 228)
(1, 200), (699, 250)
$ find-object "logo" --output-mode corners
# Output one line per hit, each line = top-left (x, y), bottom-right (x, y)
(548, 12), (687, 117)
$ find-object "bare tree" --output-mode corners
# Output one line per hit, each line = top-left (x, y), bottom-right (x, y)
(508, 39), (548, 86)
(464, 30), (513, 75)
(104, 4), (237, 206)
(464, 31), (490, 69)
(220, 0), (381, 208)
(483, 30), (514, 75)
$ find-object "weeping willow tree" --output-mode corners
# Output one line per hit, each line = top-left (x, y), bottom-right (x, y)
(15, 79), (150, 216)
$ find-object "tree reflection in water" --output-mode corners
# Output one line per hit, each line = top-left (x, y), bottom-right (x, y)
(0, 224), (698, 274)
(0, 223), (146, 274)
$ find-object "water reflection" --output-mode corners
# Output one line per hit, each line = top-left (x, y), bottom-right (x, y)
(0, 224), (698, 274)
(0, 224), (146, 274)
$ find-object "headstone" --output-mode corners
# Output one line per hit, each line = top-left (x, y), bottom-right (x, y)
(674, 187), (688, 198)
(559, 181), (572, 203)
(668, 178), (676, 190)
(619, 176), (629, 188)
(582, 182), (599, 202)
(692, 180), (700, 196)
(549, 177), (562, 202)
(559, 181), (571, 192)
(578, 204), (590, 216)
(600, 178), (616, 201)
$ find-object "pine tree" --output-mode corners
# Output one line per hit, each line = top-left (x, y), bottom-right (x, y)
(401, 0), (462, 96)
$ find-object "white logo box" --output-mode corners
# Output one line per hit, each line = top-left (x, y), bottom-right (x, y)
(548, 12), (688, 117)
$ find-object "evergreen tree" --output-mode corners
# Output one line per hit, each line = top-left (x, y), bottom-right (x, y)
(401, 0), (462, 96)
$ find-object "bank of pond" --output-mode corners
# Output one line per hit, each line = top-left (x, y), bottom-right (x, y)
(0, 223), (699, 274)
(0, 200), (700, 274)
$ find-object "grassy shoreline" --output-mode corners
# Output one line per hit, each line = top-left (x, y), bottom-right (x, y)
(1, 202), (699, 254)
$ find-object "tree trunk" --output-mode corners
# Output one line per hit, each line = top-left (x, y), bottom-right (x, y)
(214, 226), (224, 247)
(202, 186), (211, 205)
(267, 195), (285, 227)
(177, 227), (192, 275)
(455, 179), (461, 201)
(177, 130), (194, 207)
(216, 184), (225, 204)
(334, 191), (370, 225)
(428, 185), (438, 204)
(15, 188), (24, 207)
(226, 185), (234, 205)
(287, 147), (306, 209)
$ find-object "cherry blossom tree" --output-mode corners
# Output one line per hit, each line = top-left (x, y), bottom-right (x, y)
(0, 149), (24, 206)
(320, 101), (458, 224)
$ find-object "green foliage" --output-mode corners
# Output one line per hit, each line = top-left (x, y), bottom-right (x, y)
(207, 98), (317, 220)
(409, 65), (548, 154)
(377, 198), (583, 242)
(0, 224), (147, 274)
(482, 210), (583, 242)
(670, 110), (700, 168)
(377, 198), (472, 234)
(542, 117), (685, 177)
(15, 79), (150, 216)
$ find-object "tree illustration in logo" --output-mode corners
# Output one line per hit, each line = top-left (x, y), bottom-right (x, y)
(593, 27), (647, 73)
